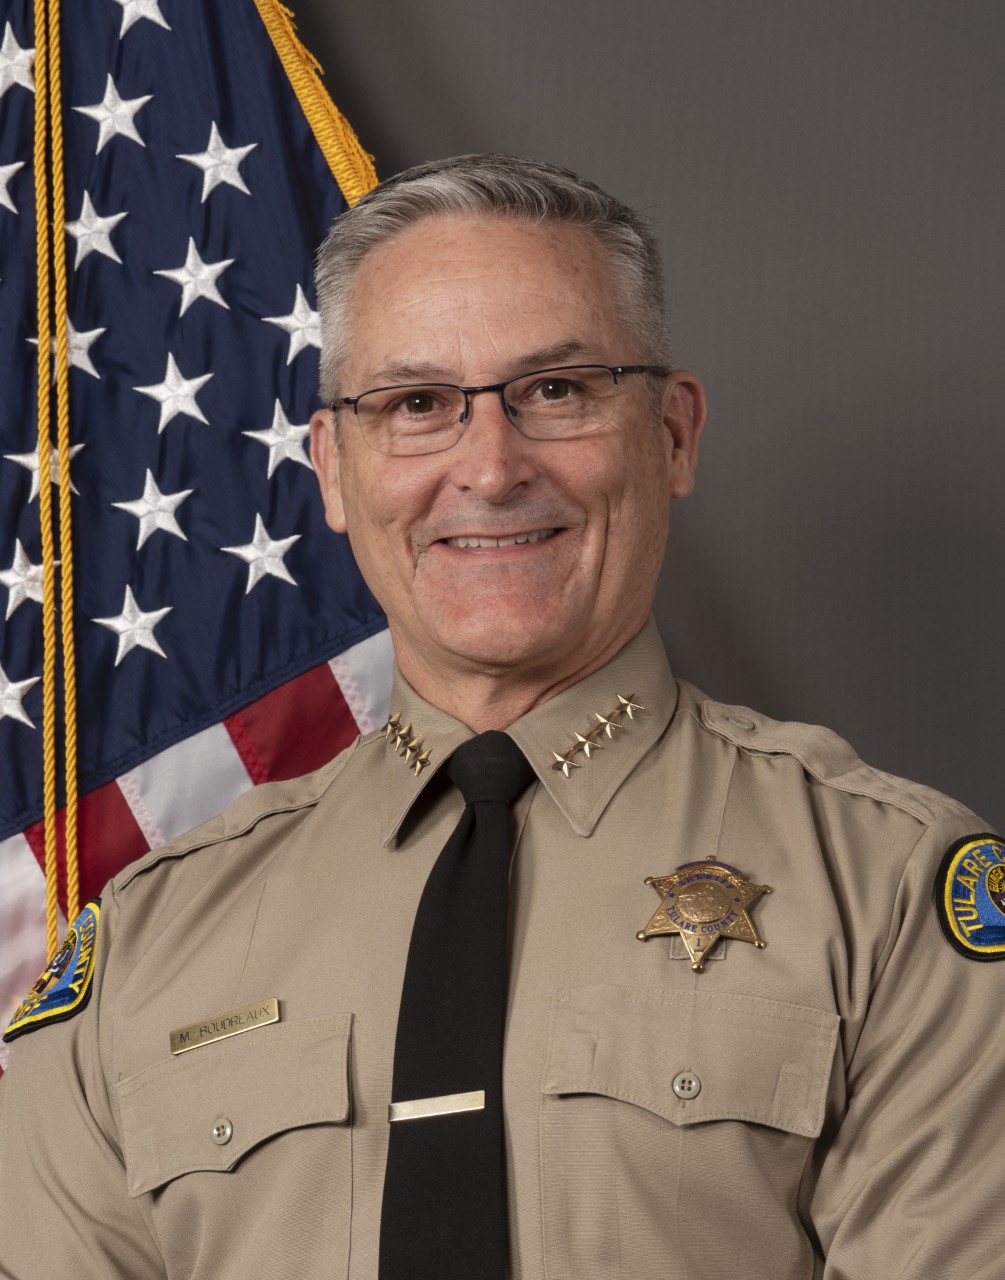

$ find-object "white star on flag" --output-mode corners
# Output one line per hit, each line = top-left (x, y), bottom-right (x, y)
(154, 238), (233, 315)
(112, 470), (192, 549)
(93, 586), (172, 665)
(243, 401), (312, 477)
(0, 160), (25, 214)
(68, 319), (106, 378)
(65, 192), (128, 268)
(177, 122), (257, 202)
(3, 443), (85, 502)
(32, 320), (107, 379)
(0, 22), (34, 98)
(221, 514), (300, 593)
(113, 0), (171, 38)
(263, 284), (321, 364)
(73, 74), (151, 153)
(0, 663), (40, 728)
(0, 540), (45, 618)
(134, 354), (213, 432)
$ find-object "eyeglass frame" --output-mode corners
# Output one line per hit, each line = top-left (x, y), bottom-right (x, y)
(330, 363), (672, 453)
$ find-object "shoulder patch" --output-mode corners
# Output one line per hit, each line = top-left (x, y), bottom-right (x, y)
(935, 836), (1005, 961)
(3, 899), (102, 1042)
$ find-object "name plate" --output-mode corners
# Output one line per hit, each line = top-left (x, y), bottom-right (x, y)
(170, 997), (280, 1055)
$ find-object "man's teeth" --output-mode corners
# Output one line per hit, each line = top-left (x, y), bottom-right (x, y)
(446, 529), (556, 549)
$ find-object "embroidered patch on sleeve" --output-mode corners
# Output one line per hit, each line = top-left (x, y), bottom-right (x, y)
(3, 899), (102, 1043)
(935, 835), (1005, 961)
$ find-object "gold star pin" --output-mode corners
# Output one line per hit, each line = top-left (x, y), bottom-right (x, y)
(636, 859), (771, 971)
(594, 713), (624, 738)
(617, 693), (643, 719)
(550, 750), (582, 777)
(573, 731), (603, 758)
(383, 714), (433, 775)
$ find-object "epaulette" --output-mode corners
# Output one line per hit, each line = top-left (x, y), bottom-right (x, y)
(692, 689), (975, 828)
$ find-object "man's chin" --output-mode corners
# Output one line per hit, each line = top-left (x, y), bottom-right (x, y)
(425, 614), (577, 678)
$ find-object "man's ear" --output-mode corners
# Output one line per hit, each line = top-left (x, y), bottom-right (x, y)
(310, 409), (348, 533)
(661, 371), (707, 500)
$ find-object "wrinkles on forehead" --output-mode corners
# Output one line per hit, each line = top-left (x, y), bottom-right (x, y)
(359, 341), (598, 391)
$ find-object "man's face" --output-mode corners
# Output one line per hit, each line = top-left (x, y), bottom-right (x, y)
(311, 214), (705, 699)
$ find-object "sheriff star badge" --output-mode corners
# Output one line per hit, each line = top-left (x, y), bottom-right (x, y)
(636, 857), (771, 971)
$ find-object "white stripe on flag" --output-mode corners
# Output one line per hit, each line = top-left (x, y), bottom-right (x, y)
(118, 721), (253, 849)
(0, 833), (66, 1072)
(329, 628), (393, 734)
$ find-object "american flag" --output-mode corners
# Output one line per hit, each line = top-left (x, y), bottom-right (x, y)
(0, 0), (390, 1066)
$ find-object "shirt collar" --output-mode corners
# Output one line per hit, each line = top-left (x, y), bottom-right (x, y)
(372, 616), (678, 845)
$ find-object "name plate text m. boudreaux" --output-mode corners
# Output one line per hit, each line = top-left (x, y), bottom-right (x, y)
(169, 997), (280, 1055)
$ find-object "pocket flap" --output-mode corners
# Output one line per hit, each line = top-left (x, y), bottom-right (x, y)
(543, 985), (838, 1138)
(117, 1014), (351, 1196)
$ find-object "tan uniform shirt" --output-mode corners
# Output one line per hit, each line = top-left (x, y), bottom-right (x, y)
(1, 618), (1001, 1278)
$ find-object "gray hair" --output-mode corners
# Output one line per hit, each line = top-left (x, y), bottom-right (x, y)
(315, 153), (670, 404)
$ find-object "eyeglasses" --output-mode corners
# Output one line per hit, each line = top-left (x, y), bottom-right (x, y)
(331, 363), (670, 456)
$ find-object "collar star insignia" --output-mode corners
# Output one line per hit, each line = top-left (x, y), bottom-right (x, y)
(636, 858), (771, 970)
(550, 750), (582, 777)
(549, 692), (643, 777)
(381, 711), (432, 774)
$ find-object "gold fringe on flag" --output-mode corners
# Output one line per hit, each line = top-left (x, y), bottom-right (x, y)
(253, 0), (378, 206)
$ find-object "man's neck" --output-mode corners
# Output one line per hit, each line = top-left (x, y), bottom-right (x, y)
(393, 628), (647, 733)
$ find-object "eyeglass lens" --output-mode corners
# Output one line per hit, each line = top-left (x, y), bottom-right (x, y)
(356, 366), (619, 455)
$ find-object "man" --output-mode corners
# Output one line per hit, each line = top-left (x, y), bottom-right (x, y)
(1, 154), (1002, 1278)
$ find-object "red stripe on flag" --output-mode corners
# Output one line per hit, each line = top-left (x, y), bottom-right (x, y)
(25, 781), (149, 915)
(224, 663), (359, 784)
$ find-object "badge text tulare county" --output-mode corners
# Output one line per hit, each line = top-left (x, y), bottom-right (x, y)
(637, 858), (771, 971)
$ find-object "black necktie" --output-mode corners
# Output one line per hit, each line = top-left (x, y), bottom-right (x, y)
(379, 731), (535, 1279)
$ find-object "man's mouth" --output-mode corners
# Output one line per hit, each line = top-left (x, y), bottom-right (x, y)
(442, 529), (557, 549)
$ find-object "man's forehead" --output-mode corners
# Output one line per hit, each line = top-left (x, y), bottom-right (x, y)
(361, 341), (598, 389)
(343, 213), (627, 385)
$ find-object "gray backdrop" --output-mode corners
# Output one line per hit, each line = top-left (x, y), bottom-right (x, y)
(297, 0), (1003, 830)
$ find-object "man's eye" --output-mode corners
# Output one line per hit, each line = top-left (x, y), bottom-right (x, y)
(531, 378), (577, 401)
(396, 393), (439, 416)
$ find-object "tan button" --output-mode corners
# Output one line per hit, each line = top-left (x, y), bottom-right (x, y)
(672, 1071), (701, 1100)
(211, 1117), (233, 1146)
(727, 714), (755, 731)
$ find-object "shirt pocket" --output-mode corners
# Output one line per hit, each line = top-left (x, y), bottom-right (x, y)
(540, 985), (839, 1280)
(116, 1014), (352, 1280)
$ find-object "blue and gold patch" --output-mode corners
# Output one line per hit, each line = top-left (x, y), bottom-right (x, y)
(3, 899), (102, 1042)
(936, 836), (1005, 961)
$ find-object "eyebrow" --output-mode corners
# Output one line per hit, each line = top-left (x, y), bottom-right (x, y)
(363, 341), (595, 389)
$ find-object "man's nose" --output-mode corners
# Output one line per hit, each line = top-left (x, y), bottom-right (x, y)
(448, 388), (538, 500)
